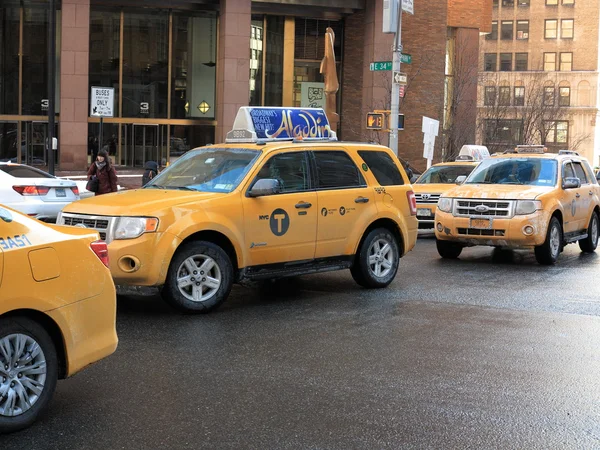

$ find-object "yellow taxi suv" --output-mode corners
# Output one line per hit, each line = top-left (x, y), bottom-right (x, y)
(58, 107), (418, 313)
(434, 148), (600, 265)
(413, 146), (489, 232)
(0, 206), (117, 433)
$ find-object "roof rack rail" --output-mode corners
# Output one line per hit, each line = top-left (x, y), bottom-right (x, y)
(558, 149), (580, 156)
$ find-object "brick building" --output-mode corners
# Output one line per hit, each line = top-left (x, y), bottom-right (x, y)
(478, 0), (599, 165)
(0, 0), (490, 171)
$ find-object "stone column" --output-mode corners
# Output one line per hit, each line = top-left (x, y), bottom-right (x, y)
(59, 0), (90, 170)
(215, 0), (251, 142)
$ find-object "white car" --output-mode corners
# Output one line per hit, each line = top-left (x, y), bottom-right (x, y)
(0, 163), (80, 222)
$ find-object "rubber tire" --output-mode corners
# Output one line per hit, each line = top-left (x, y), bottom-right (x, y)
(535, 216), (563, 265)
(351, 228), (400, 289)
(0, 317), (58, 434)
(579, 211), (599, 253)
(162, 241), (234, 314)
(436, 239), (463, 259)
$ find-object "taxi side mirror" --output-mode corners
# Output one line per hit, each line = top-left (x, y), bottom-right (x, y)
(562, 177), (581, 190)
(455, 175), (467, 185)
(248, 179), (281, 197)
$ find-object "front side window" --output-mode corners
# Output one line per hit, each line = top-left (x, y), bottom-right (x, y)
(500, 53), (512, 71)
(514, 86), (525, 106)
(545, 20), (558, 39)
(485, 53), (497, 71)
(560, 53), (572, 71)
(544, 53), (556, 71)
(485, 86), (496, 106)
(563, 162), (575, 179)
(572, 162), (588, 184)
(466, 158), (558, 186)
(313, 151), (365, 189)
(499, 86), (511, 106)
(561, 19), (574, 39)
(416, 165), (475, 184)
(254, 151), (310, 193)
(358, 151), (404, 186)
(501, 21), (514, 40)
(559, 87), (571, 106)
(516, 21), (529, 39)
(146, 148), (260, 193)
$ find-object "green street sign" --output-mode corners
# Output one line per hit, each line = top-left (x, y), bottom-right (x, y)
(369, 54), (412, 71)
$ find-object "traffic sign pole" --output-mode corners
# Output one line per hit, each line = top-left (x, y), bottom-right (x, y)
(389, 0), (403, 156)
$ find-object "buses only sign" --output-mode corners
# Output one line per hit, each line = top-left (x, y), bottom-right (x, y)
(90, 87), (114, 118)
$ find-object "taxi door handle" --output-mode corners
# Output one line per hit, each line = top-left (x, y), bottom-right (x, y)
(576, 193), (581, 198)
(295, 202), (312, 209)
(355, 197), (370, 204)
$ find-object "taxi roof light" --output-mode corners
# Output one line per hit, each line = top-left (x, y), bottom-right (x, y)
(514, 145), (547, 154)
(225, 107), (337, 144)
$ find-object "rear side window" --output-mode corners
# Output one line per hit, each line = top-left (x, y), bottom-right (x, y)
(572, 162), (588, 184)
(312, 151), (366, 189)
(0, 165), (54, 179)
(358, 151), (404, 186)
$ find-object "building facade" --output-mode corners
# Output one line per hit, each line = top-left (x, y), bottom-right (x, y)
(0, 0), (490, 171)
(478, 0), (599, 164)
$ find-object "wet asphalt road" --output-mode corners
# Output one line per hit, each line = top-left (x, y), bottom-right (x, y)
(3, 237), (600, 449)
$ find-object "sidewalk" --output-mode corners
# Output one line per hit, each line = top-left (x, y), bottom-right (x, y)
(56, 167), (145, 190)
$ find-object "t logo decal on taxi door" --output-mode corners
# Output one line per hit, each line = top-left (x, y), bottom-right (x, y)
(269, 209), (290, 236)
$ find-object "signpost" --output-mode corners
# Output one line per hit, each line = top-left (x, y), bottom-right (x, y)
(90, 87), (115, 157)
(369, 54), (411, 71)
(393, 71), (408, 85)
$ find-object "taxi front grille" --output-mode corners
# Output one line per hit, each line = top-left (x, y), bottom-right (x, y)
(415, 193), (441, 204)
(62, 216), (110, 229)
(58, 213), (114, 243)
(458, 228), (506, 237)
(455, 200), (513, 218)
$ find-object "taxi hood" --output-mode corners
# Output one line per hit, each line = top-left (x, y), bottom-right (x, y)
(413, 183), (458, 194)
(443, 184), (554, 200)
(62, 189), (225, 216)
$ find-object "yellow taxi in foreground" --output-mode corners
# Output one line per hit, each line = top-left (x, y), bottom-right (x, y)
(0, 207), (117, 433)
(435, 148), (600, 264)
(58, 107), (418, 313)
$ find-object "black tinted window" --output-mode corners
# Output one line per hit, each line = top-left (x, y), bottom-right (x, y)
(572, 162), (588, 184)
(313, 151), (365, 189)
(358, 151), (404, 186)
(256, 152), (310, 193)
(0, 165), (53, 179)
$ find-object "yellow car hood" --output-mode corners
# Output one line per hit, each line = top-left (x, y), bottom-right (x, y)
(63, 189), (224, 216)
(413, 183), (457, 195)
(443, 184), (554, 200)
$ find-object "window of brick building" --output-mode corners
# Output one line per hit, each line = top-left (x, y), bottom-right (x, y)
(561, 19), (574, 39)
(486, 22), (498, 40)
(545, 20), (558, 39)
(544, 53), (556, 71)
(559, 87), (571, 106)
(545, 121), (569, 144)
(515, 53), (528, 71)
(518, 0), (530, 6)
(485, 53), (497, 71)
(546, 0), (558, 5)
(499, 87), (511, 106)
(516, 21), (529, 39)
(514, 86), (525, 106)
(502, 0), (514, 6)
(493, 0), (498, 6)
(560, 52), (572, 71)
(484, 86), (496, 106)
(501, 21), (514, 39)
(562, 0), (574, 5)
(544, 86), (555, 106)
(500, 53), (512, 71)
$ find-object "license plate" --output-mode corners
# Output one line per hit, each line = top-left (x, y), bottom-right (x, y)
(55, 188), (66, 198)
(417, 208), (432, 217)
(470, 218), (492, 229)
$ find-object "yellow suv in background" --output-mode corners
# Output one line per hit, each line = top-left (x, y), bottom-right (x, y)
(435, 148), (600, 264)
(0, 206), (117, 433)
(59, 108), (418, 313)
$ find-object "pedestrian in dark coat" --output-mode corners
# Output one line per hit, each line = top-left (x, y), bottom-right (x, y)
(142, 161), (159, 186)
(87, 149), (118, 195)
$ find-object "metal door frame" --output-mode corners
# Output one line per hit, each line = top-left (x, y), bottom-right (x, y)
(132, 123), (159, 167)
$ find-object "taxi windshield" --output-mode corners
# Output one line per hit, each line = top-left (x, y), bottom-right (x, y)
(146, 148), (260, 193)
(465, 158), (557, 186)
(416, 165), (474, 184)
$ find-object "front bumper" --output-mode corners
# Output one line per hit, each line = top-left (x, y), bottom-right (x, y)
(434, 210), (550, 248)
(46, 284), (118, 377)
(416, 204), (436, 233)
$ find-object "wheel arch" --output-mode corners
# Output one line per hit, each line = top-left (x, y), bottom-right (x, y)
(355, 218), (404, 258)
(1, 309), (67, 379)
(177, 230), (239, 273)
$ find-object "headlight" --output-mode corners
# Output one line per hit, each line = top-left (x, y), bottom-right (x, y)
(515, 200), (542, 215)
(114, 217), (159, 240)
(438, 197), (453, 213)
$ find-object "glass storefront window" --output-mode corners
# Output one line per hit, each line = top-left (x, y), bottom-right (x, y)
(0, 7), (19, 115)
(0, 122), (18, 162)
(249, 17), (264, 106)
(170, 125), (214, 161)
(89, 9), (121, 116)
(171, 12), (217, 119)
(122, 10), (168, 118)
(22, 6), (49, 116)
(265, 16), (284, 106)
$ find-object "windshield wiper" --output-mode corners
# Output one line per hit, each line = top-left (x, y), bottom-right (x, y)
(173, 186), (196, 191)
(145, 184), (165, 189)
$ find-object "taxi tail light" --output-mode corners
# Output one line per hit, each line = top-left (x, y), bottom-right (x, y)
(13, 185), (50, 196)
(71, 186), (80, 196)
(91, 240), (109, 268)
(406, 190), (417, 216)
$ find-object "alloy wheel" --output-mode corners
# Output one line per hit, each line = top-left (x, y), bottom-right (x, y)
(368, 238), (394, 278)
(176, 254), (222, 303)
